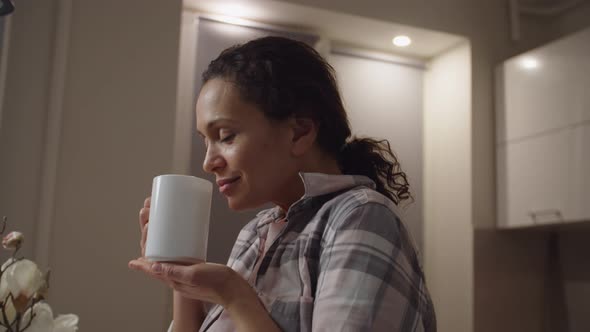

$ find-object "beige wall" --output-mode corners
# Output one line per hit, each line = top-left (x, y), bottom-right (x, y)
(48, 0), (183, 330)
(0, 0), (57, 262)
(2, 0), (183, 330)
(423, 42), (472, 332)
(330, 52), (425, 250)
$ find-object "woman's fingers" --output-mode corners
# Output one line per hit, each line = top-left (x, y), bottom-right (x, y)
(140, 223), (148, 256)
(139, 207), (150, 228)
(139, 207), (150, 256)
(138, 196), (151, 256)
(129, 259), (161, 281)
(129, 260), (241, 305)
(129, 258), (178, 290)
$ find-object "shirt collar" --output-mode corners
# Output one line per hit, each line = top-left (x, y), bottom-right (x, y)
(299, 172), (375, 198)
(256, 172), (375, 227)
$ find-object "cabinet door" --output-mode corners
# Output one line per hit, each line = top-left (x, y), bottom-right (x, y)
(571, 123), (590, 222)
(496, 27), (590, 144)
(498, 60), (571, 143)
(497, 129), (576, 228)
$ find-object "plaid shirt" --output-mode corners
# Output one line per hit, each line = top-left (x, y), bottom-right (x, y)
(172, 172), (435, 332)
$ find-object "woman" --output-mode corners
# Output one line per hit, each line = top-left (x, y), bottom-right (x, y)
(129, 36), (436, 332)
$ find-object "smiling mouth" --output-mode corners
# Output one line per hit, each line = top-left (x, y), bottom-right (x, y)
(219, 177), (240, 194)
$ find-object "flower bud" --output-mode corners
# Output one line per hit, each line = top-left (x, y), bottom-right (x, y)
(2, 231), (23, 250)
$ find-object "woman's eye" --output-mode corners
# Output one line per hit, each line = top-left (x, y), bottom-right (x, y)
(220, 133), (235, 143)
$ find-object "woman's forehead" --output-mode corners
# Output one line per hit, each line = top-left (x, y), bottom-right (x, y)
(197, 80), (242, 117)
(198, 79), (237, 107)
(195, 79), (264, 130)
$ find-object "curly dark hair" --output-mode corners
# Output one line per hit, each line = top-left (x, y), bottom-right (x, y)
(202, 36), (411, 205)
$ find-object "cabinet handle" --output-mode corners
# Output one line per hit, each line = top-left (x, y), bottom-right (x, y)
(528, 209), (563, 224)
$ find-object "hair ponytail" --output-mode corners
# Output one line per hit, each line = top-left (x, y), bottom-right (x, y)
(338, 137), (411, 205)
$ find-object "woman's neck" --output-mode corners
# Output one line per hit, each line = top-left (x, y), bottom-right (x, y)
(273, 155), (342, 213)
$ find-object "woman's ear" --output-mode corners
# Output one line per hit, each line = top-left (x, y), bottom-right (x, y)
(289, 117), (318, 157)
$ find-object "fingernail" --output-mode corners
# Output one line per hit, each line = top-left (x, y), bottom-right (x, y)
(152, 263), (162, 273)
(128, 261), (136, 269)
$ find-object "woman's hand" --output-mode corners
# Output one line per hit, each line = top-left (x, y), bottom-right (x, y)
(128, 259), (252, 309)
(129, 259), (281, 332)
(138, 197), (151, 256)
(132, 197), (207, 330)
(131, 196), (252, 306)
(129, 197), (280, 331)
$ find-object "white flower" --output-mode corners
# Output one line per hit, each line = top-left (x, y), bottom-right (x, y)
(0, 295), (17, 326)
(53, 314), (79, 332)
(20, 302), (54, 332)
(0, 258), (15, 300)
(0, 259), (43, 299)
(20, 302), (79, 332)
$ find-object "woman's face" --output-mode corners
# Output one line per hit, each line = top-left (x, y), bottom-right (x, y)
(195, 78), (300, 211)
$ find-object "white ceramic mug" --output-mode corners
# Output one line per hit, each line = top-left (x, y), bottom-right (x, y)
(145, 174), (212, 263)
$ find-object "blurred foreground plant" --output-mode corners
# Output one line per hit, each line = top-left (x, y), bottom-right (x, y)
(0, 217), (78, 332)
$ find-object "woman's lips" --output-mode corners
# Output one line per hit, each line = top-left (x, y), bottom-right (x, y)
(218, 177), (240, 194)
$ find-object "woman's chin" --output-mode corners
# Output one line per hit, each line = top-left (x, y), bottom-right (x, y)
(226, 197), (248, 211)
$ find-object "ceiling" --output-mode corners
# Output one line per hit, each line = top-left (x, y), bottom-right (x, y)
(183, 0), (467, 60)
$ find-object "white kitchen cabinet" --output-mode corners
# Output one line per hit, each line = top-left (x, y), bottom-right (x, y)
(496, 27), (590, 145)
(496, 26), (590, 228)
(497, 129), (577, 228)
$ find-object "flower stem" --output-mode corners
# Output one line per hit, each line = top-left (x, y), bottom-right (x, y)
(1, 216), (7, 235)
(19, 297), (38, 332)
(1, 294), (15, 332)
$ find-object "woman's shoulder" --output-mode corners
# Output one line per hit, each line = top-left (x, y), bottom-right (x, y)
(319, 185), (402, 224)
(318, 185), (420, 249)
(318, 185), (423, 268)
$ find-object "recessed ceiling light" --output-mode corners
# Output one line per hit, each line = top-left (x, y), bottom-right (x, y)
(392, 35), (412, 47)
(520, 57), (539, 70)
(215, 3), (250, 17)
(208, 14), (253, 27)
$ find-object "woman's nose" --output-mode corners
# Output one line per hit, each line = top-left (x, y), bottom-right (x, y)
(202, 145), (226, 174)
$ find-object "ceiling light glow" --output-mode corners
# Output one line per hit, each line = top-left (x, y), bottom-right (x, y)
(392, 35), (412, 47)
(520, 57), (539, 70)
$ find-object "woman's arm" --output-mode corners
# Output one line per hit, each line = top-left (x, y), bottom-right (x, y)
(223, 279), (281, 332)
(130, 259), (281, 332)
(171, 290), (206, 332)
(311, 203), (434, 331)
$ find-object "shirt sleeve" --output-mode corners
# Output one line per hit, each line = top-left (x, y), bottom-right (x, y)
(312, 202), (433, 331)
(167, 321), (173, 332)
